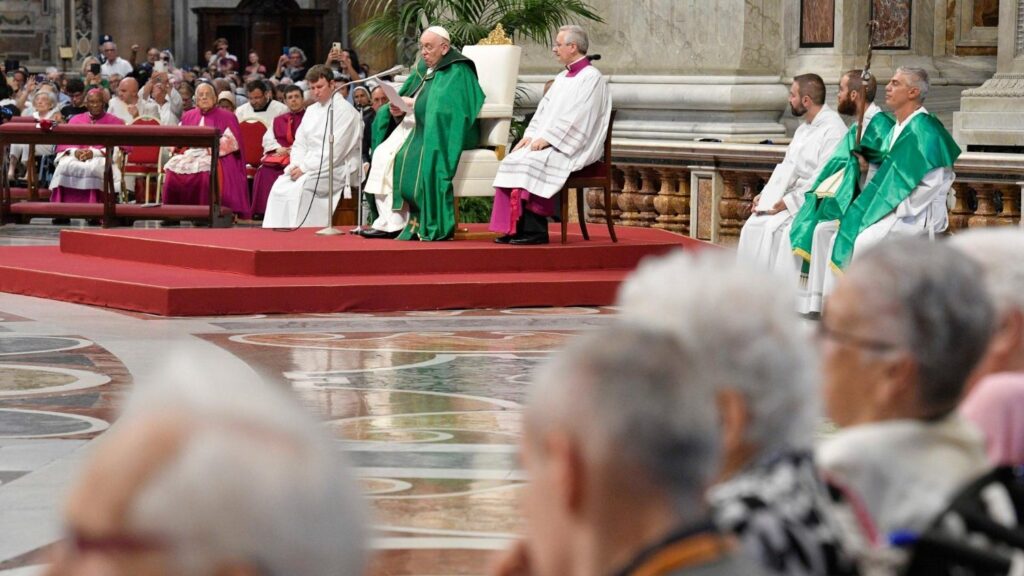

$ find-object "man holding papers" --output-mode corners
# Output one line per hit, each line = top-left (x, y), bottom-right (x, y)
(737, 74), (847, 269)
(361, 26), (484, 240)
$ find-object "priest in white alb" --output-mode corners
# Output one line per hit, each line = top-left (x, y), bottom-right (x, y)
(262, 65), (362, 228)
(736, 74), (846, 269)
(487, 24), (611, 245)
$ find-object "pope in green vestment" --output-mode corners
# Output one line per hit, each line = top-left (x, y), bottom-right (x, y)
(372, 38), (484, 241)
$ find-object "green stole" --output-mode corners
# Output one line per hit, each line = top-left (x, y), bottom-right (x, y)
(789, 112), (895, 269)
(830, 111), (960, 270)
(389, 49), (485, 241)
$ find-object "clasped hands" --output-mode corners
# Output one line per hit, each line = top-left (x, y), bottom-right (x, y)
(513, 137), (551, 152)
(74, 149), (94, 162)
(288, 166), (304, 180)
(751, 194), (786, 216)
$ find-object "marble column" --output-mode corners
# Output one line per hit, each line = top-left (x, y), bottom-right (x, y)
(953, 0), (1024, 149)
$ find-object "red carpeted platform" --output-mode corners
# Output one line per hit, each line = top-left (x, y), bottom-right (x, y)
(0, 225), (710, 316)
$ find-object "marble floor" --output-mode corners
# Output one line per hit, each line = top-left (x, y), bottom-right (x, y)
(0, 222), (618, 575)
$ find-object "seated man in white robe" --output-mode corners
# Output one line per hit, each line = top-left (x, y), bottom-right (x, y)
(263, 65), (361, 228)
(829, 67), (958, 270)
(737, 74), (846, 269)
(487, 24), (611, 245)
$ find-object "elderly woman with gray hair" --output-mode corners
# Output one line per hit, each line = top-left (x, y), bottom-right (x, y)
(817, 237), (994, 538)
(615, 250), (865, 576)
(7, 87), (62, 183)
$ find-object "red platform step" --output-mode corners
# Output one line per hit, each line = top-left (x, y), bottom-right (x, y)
(0, 224), (710, 316)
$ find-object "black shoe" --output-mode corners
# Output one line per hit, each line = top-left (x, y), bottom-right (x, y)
(509, 233), (549, 245)
(160, 220), (180, 227)
(493, 234), (513, 244)
(360, 228), (400, 239)
(86, 219), (101, 226)
(51, 217), (71, 225)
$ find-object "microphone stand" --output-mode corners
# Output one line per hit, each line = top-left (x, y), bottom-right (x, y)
(315, 102), (341, 236)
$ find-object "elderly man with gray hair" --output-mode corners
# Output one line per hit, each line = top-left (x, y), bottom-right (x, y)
(817, 237), (994, 538)
(826, 67), (961, 272)
(493, 323), (767, 576)
(43, 355), (367, 576)
(616, 250), (863, 576)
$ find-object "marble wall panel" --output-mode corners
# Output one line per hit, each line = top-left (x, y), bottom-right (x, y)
(871, 0), (913, 48)
(516, 0), (784, 76)
(0, 0), (56, 64)
(1018, 0), (1024, 54)
(801, 0), (836, 46)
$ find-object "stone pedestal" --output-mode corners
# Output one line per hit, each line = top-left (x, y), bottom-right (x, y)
(954, 0), (1024, 150)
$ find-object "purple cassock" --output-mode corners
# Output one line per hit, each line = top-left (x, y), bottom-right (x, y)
(162, 106), (251, 219)
(49, 112), (125, 203)
(250, 109), (304, 216)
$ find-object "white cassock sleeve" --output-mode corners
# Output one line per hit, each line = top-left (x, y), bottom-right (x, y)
(262, 125), (283, 155)
(533, 72), (607, 159)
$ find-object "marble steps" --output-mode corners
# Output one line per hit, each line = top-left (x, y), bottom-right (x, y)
(0, 225), (710, 316)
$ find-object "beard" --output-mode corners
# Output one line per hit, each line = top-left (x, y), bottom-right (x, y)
(790, 102), (807, 117)
(837, 95), (856, 116)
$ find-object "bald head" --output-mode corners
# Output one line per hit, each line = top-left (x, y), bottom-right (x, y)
(116, 77), (139, 104)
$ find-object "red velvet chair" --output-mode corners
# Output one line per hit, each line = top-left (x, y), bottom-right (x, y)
(121, 116), (162, 203)
(239, 119), (267, 181)
(559, 110), (617, 244)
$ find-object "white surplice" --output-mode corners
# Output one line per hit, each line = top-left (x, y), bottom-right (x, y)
(491, 63), (611, 199)
(737, 104), (847, 270)
(262, 94), (362, 228)
(107, 97), (160, 125)
(801, 107), (954, 313)
(364, 115), (416, 232)
(236, 99), (288, 125)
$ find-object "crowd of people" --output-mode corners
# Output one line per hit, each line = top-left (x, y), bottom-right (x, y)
(6, 22), (1021, 576)
(0, 35), (389, 222)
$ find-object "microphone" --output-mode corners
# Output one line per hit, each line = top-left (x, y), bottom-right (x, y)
(331, 65), (404, 94)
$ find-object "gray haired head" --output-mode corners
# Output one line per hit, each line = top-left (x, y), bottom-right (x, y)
(558, 24), (589, 54)
(950, 228), (1024, 318)
(527, 323), (721, 513)
(617, 249), (819, 455)
(847, 237), (995, 416)
(895, 66), (930, 102)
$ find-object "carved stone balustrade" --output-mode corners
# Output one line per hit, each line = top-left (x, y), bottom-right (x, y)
(587, 140), (1024, 244)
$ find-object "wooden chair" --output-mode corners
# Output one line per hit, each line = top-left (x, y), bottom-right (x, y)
(121, 116), (162, 203)
(559, 109), (617, 244)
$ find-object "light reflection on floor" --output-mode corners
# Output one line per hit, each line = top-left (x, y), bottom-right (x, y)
(0, 224), (617, 576)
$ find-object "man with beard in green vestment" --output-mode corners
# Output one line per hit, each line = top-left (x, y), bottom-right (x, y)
(361, 26), (485, 241)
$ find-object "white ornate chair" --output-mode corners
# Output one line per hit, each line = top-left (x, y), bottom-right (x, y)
(451, 39), (522, 199)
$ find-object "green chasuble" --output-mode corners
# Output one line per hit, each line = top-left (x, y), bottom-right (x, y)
(830, 111), (960, 270)
(789, 112), (895, 267)
(389, 50), (485, 241)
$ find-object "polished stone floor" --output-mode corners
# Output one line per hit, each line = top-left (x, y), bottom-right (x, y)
(0, 222), (617, 575)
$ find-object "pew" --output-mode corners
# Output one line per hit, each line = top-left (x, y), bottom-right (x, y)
(0, 122), (234, 227)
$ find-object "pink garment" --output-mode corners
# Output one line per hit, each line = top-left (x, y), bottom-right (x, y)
(488, 186), (557, 235)
(51, 187), (102, 203)
(163, 107), (250, 219)
(56, 111), (125, 154)
(960, 371), (1024, 466)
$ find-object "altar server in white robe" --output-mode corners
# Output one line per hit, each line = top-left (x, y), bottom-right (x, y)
(263, 65), (362, 228)
(487, 24), (611, 245)
(737, 74), (846, 269)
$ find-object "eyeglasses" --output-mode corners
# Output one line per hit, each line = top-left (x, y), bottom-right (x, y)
(816, 320), (900, 352)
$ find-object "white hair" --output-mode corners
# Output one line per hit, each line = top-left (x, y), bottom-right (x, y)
(616, 249), (818, 454)
(527, 323), (720, 513)
(949, 228), (1024, 317)
(558, 24), (589, 54)
(895, 66), (930, 102)
(122, 352), (367, 576)
(848, 238), (995, 415)
(32, 89), (58, 110)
